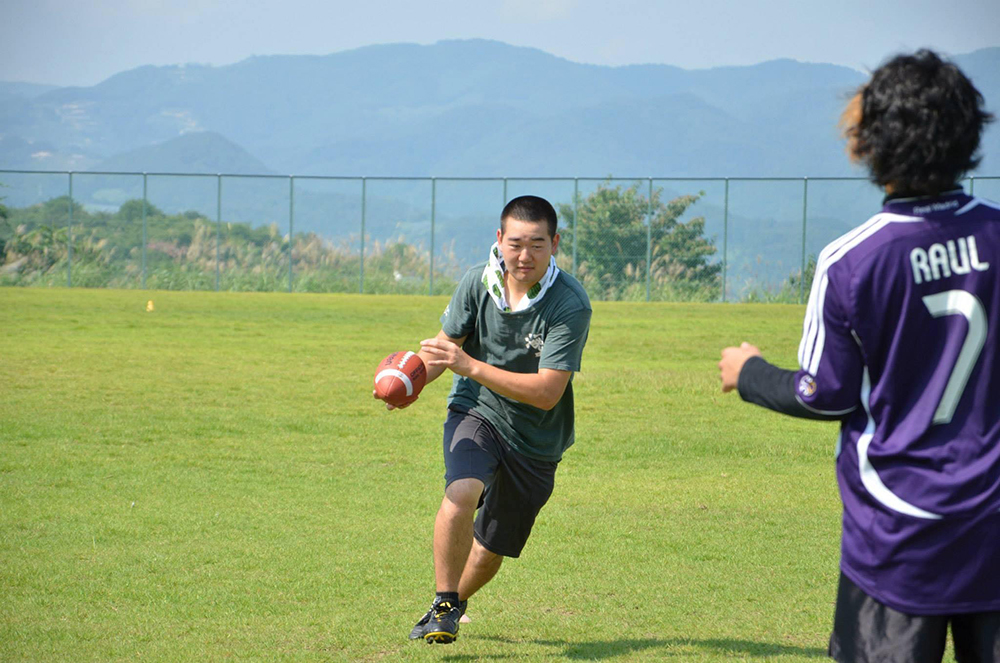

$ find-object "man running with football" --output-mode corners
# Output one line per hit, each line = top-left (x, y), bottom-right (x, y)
(376, 195), (592, 644)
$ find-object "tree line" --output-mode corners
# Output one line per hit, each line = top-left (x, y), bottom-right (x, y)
(0, 182), (813, 301)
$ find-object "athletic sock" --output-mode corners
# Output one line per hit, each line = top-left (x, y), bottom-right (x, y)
(435, 591), (459, 605)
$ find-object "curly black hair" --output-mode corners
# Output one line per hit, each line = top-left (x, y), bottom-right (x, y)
(846, 49), (994, 195)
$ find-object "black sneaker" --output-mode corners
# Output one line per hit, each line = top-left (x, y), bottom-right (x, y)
(408, 604), (433, 640)
(408, 599), (467, 641)
(423, 600), (461, 644)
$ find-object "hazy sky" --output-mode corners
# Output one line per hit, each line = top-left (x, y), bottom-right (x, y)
(3, 0), (999, 87)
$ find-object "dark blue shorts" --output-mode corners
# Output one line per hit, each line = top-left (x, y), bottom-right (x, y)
(442, 406), (558, 558)
(829, 572), (1000, 663)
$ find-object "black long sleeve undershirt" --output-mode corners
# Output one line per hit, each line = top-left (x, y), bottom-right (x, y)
(736, 356), (849, 421)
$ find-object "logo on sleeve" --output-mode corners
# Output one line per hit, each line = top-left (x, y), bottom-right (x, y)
(443, 305), (450, 317)
(798, 375), (817, 398)
(525, 333), (544, 357)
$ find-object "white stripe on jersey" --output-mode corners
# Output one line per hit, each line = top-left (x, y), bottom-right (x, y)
(798, 218), (883, 368)
(798, 213), (924, 375)
(955, 199), (979, 215)
(857, 368), (941, 519)
(799, 213), (895, 371)
(971, 197), (1000, 212)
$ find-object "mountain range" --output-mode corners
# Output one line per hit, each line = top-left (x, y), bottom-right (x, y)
(2, 40), (998, 179)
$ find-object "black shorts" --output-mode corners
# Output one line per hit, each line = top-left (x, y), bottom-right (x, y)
(829, 572), (1000, 663)
(442, 407), (558, 558)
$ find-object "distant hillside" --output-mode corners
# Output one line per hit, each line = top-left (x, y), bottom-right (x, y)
(0, 81), (60, 99)
(0, 135), (88, 171)
(93, 131), (273, 174)
(2, 41), (997, 179)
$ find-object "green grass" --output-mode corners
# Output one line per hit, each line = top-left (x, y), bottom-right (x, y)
(1, 288), (857, 661)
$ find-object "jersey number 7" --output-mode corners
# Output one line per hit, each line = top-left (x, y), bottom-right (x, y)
(922, 290), (988, 425)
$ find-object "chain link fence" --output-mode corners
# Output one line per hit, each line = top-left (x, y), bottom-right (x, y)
(2, 170), (998, 303)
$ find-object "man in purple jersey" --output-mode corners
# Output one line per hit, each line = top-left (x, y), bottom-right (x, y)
(719, 50), (998, 663)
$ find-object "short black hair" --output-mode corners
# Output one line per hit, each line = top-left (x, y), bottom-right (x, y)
(500, 195), (558, 239)
(847, 49), (994, 194)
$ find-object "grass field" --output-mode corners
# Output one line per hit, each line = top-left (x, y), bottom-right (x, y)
(1, 288), (868, 661)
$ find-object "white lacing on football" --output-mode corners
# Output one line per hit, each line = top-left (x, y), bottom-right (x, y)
(397, 351), (416, 371)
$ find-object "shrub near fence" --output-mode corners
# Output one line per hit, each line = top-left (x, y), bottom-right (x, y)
(0, 197), (458, 294)
(3, 172), (997, 301)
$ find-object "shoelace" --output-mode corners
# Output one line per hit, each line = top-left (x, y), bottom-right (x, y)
(433, 602), (455, 619)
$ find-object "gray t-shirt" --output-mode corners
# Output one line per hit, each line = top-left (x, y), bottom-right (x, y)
(440, 263), (592, 461)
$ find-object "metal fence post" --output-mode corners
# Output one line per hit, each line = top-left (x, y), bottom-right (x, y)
(800, 177), (808, 305)
(215, 174), (222, 291)
(722, 178), (729, 302)
(360, 177), (366, 294)
(288, 176), (294, 293)
(67, 172), (73, 288)
(572, 177), (579, 277)
(503, 177), (508, 206)
(646, 177), (653, 302)
(142, 173), (148, 289)
(970, 176), (975, 195)
(429, 177), (436, 296)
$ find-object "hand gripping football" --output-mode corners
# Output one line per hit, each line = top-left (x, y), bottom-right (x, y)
(373, 351), (427, 407)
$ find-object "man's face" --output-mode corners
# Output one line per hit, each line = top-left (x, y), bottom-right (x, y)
(497, 218), (560, 287)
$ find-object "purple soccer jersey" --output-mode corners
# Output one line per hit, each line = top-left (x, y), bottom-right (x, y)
(795, 189), (1000, 615)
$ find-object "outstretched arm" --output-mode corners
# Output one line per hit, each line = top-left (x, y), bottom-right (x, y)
(720, 250), (865, 421)
(719, 342), (849, 421)
(420, 337), (572, 411)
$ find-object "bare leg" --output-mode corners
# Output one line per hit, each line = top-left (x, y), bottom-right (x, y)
(458, 539), (504, 601)
(434, 478), (484, 592)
